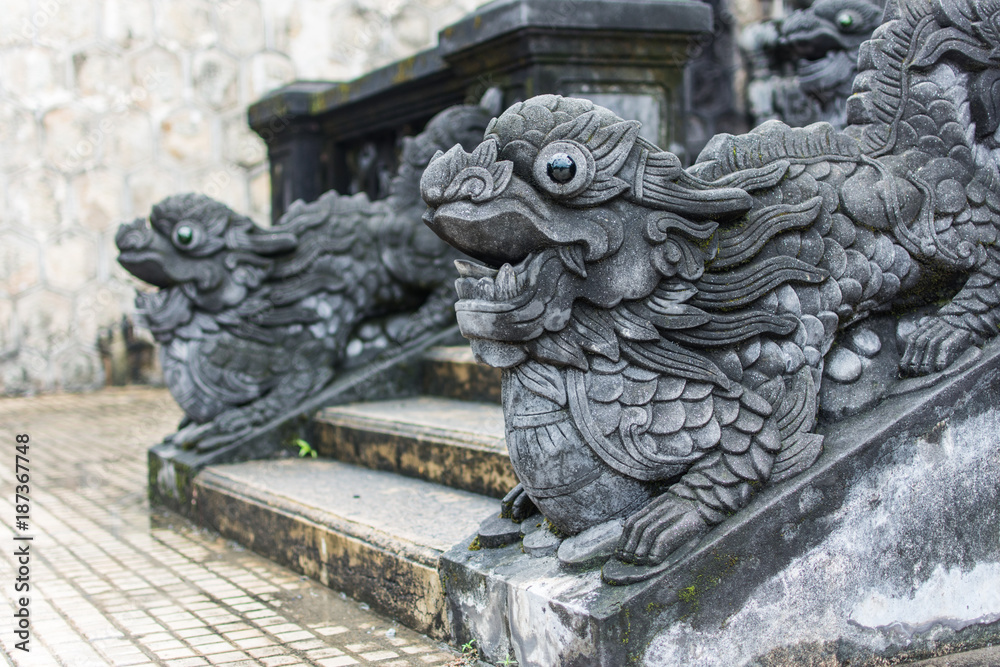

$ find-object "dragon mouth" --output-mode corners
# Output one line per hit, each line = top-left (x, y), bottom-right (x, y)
(451, 248), (582, 343)
(454, 254), (536, 311)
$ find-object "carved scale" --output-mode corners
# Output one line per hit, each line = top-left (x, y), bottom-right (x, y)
(116, 93), (502, 451)
(419, 0), (1000, 582)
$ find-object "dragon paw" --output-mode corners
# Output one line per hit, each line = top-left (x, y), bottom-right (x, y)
(900, 316), (981, 376)
(616, 494), (710, 566)
(501, 483), (538, 521)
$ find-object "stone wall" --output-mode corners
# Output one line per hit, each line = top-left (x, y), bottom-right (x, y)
(0, 0), (484, 395)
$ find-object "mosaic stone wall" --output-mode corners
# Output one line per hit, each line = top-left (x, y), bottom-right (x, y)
(0, 0), (483, 394)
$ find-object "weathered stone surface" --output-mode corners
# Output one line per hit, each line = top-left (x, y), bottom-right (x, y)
(102, 0), (154, 49)
(0, 235), (41, 295)
(192, 457), (496, 638)
(0, 102), (39, 170)
(8, 169), (65, 233)
(155, 0), (215, 49)
(43, 233), (98, 292)
(192, 50), (239, 110)
(441, 340), (1000, 666)
(421, 345), (502, 404)
(160, 107), (214, 165)
(73, 168), (126, 232)
(477, 514), (522, 549)
(129, 47), (183, 110)
(558, 520), (624, 569)
(313, 396), (513, 498)
(216, 0), (265, 57)
(523, 525), (561, 557)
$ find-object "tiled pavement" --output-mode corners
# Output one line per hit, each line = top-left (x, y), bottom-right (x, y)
(0, 388), (461, 667)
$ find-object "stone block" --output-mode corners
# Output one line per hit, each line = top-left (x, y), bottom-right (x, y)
(159, 107), (214, 166)
(8, 169), (65, 233)
(32, 0), (98, 48)
(73, 47), (131, 100)
(42, 105), (101, 172)
(0, 102), (39, 171)
(126, 165), (179, 222)
(391, 6), (432, 52)
(101, 0), (154, 49)
(0, 1), (34, 46)
(107, 110), (154, 170)
(73, 168), (125, 232)
(194, 165), (247, 215)
(16, 290), (73, 353)
(129, 47), (183, 111)
(0, 46), (65, 110)
(192, 49), (240, 110)
(216, 0), (265, 57)
(222, 112), (266, 167)
(155, 0), (216, 50)
(0, 234), (41, 296)
(248, 52), (296, 101)
(441, 341), (1000, 666)
(43, 232), (98, 293)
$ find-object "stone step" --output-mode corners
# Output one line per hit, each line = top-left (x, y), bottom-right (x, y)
(192, 457), (496, 639)
(310, 396), (515, 498)
(421, 345), (501, 404)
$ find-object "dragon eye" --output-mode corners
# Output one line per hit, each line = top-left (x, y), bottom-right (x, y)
(174, 225), (194, 245)
(836, 11), (856, 29)
(547, 153), (577, 183)
(532, 140), (594, 198)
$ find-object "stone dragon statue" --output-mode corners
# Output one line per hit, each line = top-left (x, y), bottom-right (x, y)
(743, 0), (885, 128)
(420, 0), (1000, 582)
(116, 93), (501, 452)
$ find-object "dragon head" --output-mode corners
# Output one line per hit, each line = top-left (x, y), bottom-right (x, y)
(420, 95), (752, 367)
(779, 0), (885, 99)
(116, 193), (298, 313)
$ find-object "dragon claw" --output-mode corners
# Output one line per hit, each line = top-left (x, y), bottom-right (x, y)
(501, 483), (538, 521)
(617, 494), (709, 566)
(901, 317), (979, 376)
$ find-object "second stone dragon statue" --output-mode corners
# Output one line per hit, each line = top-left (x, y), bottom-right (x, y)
(116, 92), (501, 452)
(420, 0), (1000, 582)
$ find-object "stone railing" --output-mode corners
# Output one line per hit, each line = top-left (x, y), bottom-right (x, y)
(247, 0), (713, 221)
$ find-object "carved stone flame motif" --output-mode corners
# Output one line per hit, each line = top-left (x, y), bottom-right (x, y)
(421, 0), (1000, 582)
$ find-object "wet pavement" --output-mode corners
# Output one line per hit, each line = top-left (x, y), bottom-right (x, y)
(0, 387), (461, 667)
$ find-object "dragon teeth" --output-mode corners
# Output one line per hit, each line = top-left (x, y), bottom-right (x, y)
(477, 277), (495, 300)
(495, 263), (517, 300)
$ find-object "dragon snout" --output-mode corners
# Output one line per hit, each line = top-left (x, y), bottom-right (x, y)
(115, 218), (154, 252)
(420, 139), (513, 208)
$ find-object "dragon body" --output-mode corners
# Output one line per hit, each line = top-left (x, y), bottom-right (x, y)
(116, 95), (499, 451)
(420, 0), (1000, 581)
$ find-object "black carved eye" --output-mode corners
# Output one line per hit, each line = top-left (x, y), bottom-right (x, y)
(547, 153), (577, 183)
(174, 225), (194, 246)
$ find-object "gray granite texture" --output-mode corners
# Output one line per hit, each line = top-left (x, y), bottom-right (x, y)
(421, 0), (1000, 582)
(439, 337), (1000, 666)
(116, 93), (503, 452)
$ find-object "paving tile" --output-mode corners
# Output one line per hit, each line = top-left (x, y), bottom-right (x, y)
(0, 388), (461, 667)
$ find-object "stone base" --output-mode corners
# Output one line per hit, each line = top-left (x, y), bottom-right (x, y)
(441, 341), (1000, 666)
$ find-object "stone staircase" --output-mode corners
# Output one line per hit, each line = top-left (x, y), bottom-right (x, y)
(189, 345), (509, 638)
